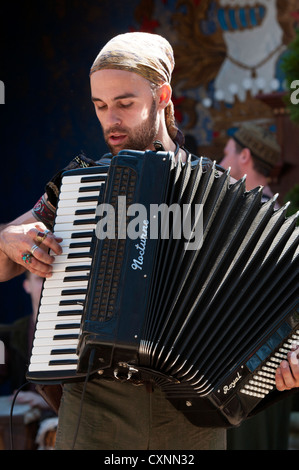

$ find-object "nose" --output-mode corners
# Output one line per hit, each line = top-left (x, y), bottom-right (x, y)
(104, 107), (122, 128)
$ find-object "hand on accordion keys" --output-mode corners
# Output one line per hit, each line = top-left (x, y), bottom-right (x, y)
(0, 216), (62, 280)
(275, 346), (299, 391)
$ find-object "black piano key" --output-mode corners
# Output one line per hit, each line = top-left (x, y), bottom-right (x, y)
(81, 175), (106, 183)
(67, 252), (92, 259)
(73, 218), (96, 226)
(75, 208), (96, 216)
(71, 231), (93, 239)
(59, 300), (84, 306)
(57, 310), (83, 317)
(69, 241), (92, 249)
(61, 288), (87, 296)
(77, 196), (99, 203)
(55, 323), (81, 330)
(64, 275), (89, 283)
(65, 265), (91, 272)
(79, 185), (101, 192)
(53, 333), (79, 341)
(49, 359), (78, 366)
(51, 348), (77, 355)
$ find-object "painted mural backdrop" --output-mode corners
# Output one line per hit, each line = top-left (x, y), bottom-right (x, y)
(132, 0), (299, 159)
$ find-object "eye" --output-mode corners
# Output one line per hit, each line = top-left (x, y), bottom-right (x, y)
(119, 102), (133, 109)
(96, 104), (107, 111)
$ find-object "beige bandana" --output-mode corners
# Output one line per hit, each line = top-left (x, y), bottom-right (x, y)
(90, 32), (184, 145)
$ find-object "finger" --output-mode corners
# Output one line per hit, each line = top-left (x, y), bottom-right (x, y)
(275, 367), (287, 391)
(31, 245), (56, 264)
(27, 226), (63, 252)
(21, 256), (53, 278)
(21, 246), (55, 278)
(279, 360), (297, 389)
(24, 260), (53, 279)
(34, 226), (63, 244)
(289, 350), (299, 384)
(36, 230), (63, 256)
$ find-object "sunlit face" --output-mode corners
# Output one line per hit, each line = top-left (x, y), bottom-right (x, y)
(220, 138), (243, 180)
(90, 69), (160, 155)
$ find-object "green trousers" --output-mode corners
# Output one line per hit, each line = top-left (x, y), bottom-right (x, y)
(55, 377), (226, 450)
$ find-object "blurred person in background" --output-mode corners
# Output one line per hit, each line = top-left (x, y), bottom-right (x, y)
(220, 122), (280, 208)
(220, 123), (297, 450)
(0, 272), (57, 449)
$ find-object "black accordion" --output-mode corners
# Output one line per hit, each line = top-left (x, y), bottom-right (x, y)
(27, 150), (299, 427)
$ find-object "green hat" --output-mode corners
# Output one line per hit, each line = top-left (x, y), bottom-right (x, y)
(233, 123), (281, 171)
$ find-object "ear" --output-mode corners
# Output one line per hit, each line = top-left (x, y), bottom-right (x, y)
(157, 83), (172, 110)
(240, 147), (252, 165)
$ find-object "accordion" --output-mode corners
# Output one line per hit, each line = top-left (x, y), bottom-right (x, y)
(27, 150), (299, 427)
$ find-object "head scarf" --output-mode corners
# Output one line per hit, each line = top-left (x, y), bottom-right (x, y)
(90, 32), (184, 146)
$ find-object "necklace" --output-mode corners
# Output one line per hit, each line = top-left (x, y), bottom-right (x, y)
(227, 43), (285, 78)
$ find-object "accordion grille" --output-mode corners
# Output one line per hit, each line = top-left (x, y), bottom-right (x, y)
(89, 165), (137, 322)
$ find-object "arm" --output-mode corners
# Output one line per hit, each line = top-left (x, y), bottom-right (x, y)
(275, 346), (299, 391)
(0, 207), (62, 282)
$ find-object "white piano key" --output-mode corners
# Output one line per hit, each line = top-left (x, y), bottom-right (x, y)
(57, 199), (97, 208)
(56, 206), (96, 216)
(56, 237), (92, 247)
(61, 181), (104, 191)
(33, 336), (79, 347)
(36, 312), (82, 321)
(30, 353), (79, 364)
(40, 294), (86, 305)
(61, 174), (107, 185)
(44, 269), (90, 281)
(58, 190), (100, 201)
(49, 246), (92, 259)
(53, 222), (96, 232)
(39, 302), (83, 312)
(33, 343), (77, 355)
(55, 214), (96, 224)
(40, 286), (86, 296)
(60, 246), (91, 255)
(34, 326), (80, 336)
(28, 363), (78, 372)
(51, 261), (92, 273)
(53, 231), (94, 240)
(52, 255), (93, 265)
(43, 280), (88, 290)
(35, 319), (81, 329)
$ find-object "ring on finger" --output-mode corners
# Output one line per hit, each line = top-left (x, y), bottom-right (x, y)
(30, 244), (39, 256)
(36, 229), (50, 243)
(22, 253), (33, 264)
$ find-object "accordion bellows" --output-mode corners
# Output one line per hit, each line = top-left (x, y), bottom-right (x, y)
(78, 151), (298, 427)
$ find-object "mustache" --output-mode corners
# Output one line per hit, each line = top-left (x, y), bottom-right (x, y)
(104, 126), (128, 137)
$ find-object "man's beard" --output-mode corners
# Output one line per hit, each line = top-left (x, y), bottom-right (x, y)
(104, 99), (159, 156)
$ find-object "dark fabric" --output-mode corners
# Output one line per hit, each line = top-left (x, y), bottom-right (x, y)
(227, 397), (294, 450)
(0, 316), (32, 392)
(55, 377), (226, 450)
(45, 153), (98, 207)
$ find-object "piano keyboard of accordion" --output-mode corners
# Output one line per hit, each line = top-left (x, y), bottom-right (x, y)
(27, 165), (109, 382)
(27, 150), (299, 427)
